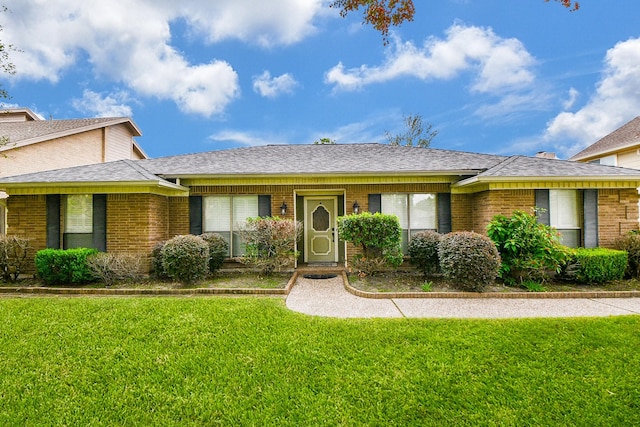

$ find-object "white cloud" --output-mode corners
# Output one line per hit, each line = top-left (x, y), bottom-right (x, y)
(324, 24), (535, 93)
(563, 87), (580, 110)
(209, 130), (286, 146)
(72, 90), (133, 117)
(545, 37), (640, 155)
(253, 71), (299, 98)
(1, 0), (324, 116)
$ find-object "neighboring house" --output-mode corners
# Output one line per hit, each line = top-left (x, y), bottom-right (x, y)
(569, 116), (640, 167)
(0, 107), (148, 232)
(0, 143), (639, 272)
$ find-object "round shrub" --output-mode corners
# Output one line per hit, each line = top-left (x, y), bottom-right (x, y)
(438, 231), (501, 292)
(408, 230), (441, 276)
(199, 233), (229, 273)
(151, 241), (167, 279)
(161, 235), (209, 284)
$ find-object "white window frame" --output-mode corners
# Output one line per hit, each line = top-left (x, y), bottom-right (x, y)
(65, 194), (93, 233)
(549, 189), (581, 247)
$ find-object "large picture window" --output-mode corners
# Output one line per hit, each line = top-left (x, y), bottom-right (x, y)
(203, 196), (259, 257)
(381, 193), (437, 253)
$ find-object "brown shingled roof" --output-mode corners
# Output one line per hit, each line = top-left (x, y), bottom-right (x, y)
(569, 116), (640, 161)
(0, 117), (142, 152)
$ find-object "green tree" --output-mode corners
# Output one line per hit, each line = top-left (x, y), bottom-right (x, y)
(385, 114), (438, 148)
(313, 137), (336, 145)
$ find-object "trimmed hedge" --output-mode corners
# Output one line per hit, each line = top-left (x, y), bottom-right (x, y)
(161, 235), (209, 284)
(569, 248), (627, 284)
(408, 230), (441, 276)
(438, 231), (501, 292)
(338, 212), (403, 274)
(35, 248), (98, 285)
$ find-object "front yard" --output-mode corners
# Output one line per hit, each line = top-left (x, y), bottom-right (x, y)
(0, 297), (638, 425)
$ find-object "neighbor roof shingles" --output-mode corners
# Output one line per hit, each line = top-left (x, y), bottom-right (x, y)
(569, 116), (640, 161)
(0, 117), (141, 149)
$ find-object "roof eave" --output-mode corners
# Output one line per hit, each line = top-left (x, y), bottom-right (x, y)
(570, 140), (640, 162)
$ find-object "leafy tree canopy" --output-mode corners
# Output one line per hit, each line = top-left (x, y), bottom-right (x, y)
(331, 0), (579, 45)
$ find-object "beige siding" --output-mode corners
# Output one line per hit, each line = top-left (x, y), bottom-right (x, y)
(0, 130), (104, 177)
(105, 123), (138, 161)
(616, 149), (640, 170)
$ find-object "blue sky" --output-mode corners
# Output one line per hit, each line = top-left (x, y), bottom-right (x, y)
(1, 1), (639, 159)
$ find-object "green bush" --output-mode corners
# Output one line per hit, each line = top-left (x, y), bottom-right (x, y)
(0, 235), (32, 282)
(487, 210), (572, 285)
(338, 212), (403, 275)
(438, 231), (501, 292)
(565, 248), (628, 284)
(87, 252), (143, 287)
(35, 248), (98, 285)
(151, 241), (167, 279)
(199, 233), (229, 274)
(614, 231), (640, 278)
(239, 217), (301, 275)
(161, 235), (209, 284)
(408, 230), (441, 276)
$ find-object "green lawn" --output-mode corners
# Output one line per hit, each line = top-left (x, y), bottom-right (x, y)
(1, 297), (638, 426)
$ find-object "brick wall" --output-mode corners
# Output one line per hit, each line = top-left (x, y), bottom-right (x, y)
(169, 197), (189, 236)
(6, 196), (47, 273)
(470, 190), (535, 233)
(107, 194), (170, 271)
(598, 189), (639, 247)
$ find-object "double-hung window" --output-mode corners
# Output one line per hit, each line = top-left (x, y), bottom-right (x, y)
(203, 196), (258, 257)
(549, 189), (581, 247)
(381, 193), (437, 253)
(63, 194), (94, 249)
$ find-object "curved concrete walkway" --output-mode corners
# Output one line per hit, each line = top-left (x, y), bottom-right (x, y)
(286, 275), (640, 319)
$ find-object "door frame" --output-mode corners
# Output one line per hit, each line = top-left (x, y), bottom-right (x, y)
(303, 196), (339, 263)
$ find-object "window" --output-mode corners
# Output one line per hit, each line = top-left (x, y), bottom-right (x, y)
(381, 193), (436, 253)
(64, 194), (94, 249)
(549, 189), (581, 247)
(203, 196), (258, 257)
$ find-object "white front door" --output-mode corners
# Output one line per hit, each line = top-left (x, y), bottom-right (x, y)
(304, 197), (338, 263)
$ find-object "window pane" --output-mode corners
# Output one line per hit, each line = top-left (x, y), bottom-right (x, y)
(549, 190), (579, 228)
(381, 194), (408, 228)
(65, 195), (93, 233)
(233, 196), (259, 228)
(410, 194), (436, 229)
(204, 196), (231, 232)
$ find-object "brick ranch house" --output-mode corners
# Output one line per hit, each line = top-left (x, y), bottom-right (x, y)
(1, 143), (640, 272)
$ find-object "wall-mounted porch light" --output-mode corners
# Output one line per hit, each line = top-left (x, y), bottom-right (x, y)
(280, 201), (288, 216)
(352, 201), (360, 214)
